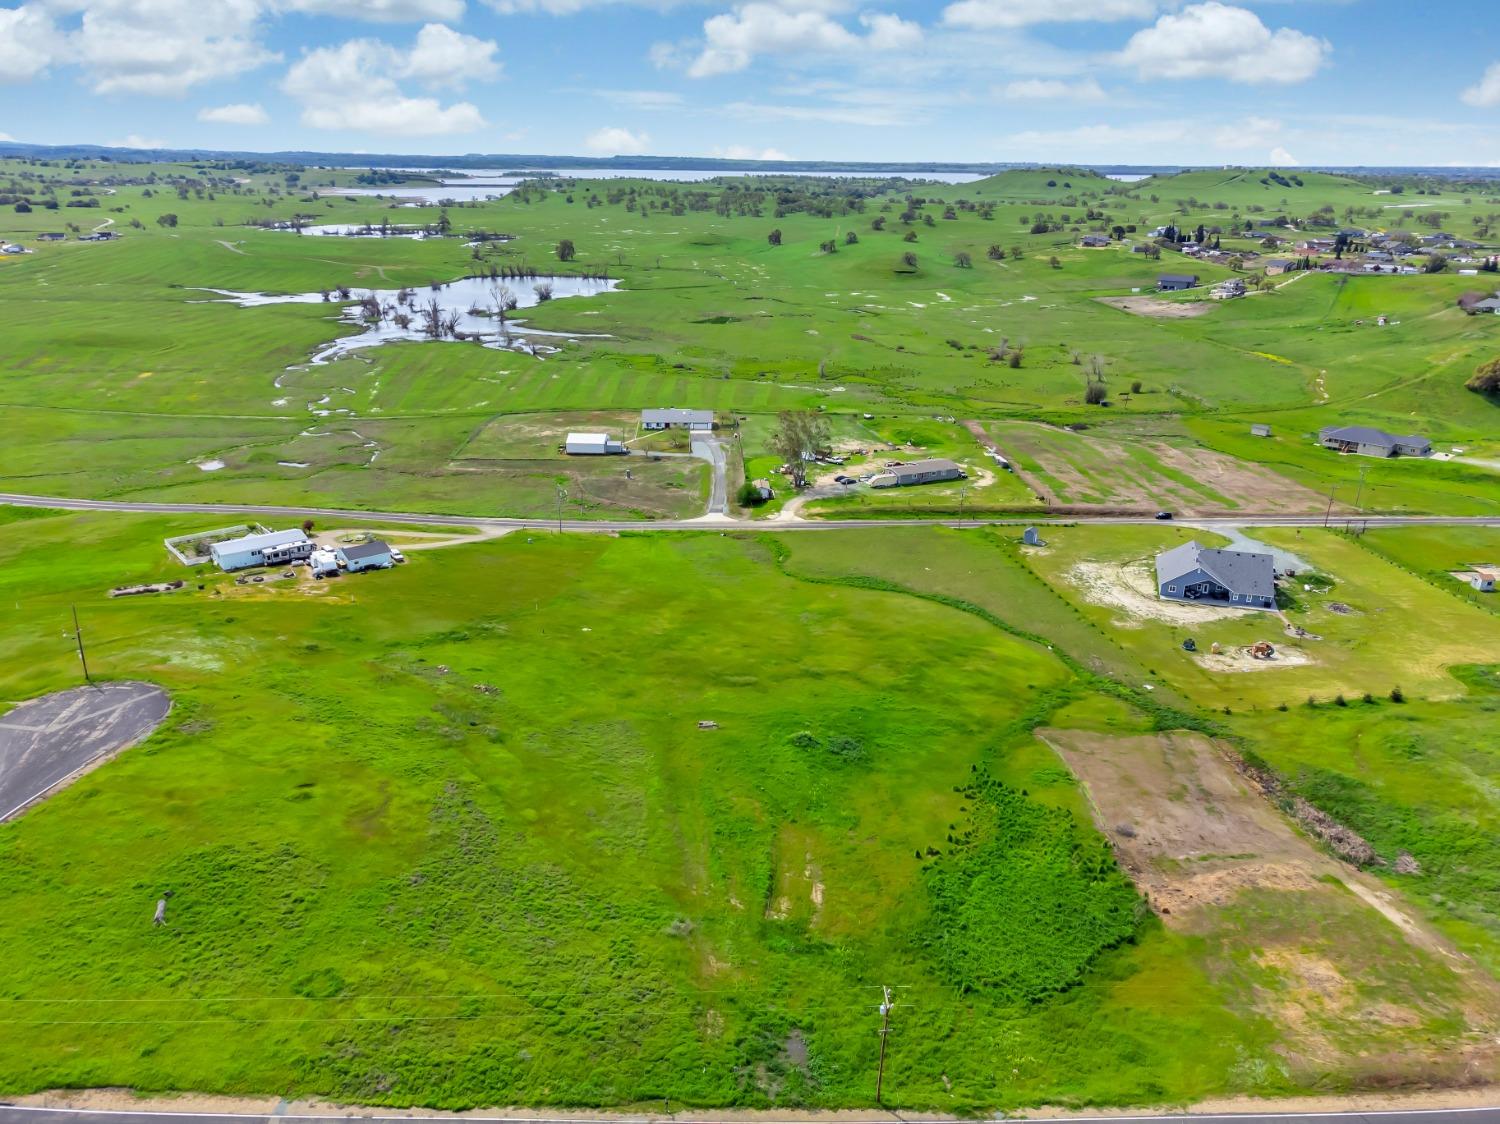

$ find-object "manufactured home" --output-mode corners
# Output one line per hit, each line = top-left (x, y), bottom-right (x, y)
(209, 529), (313, 572)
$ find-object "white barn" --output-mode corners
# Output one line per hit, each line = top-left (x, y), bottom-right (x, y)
(565, 432), (626, 455)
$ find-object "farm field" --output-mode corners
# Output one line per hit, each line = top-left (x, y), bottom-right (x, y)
(3, 159), (1500, 518)
(1, 511), (1497, 1108)
(3, 149), (1500, 1114)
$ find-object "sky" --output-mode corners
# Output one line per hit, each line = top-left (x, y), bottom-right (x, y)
(0, 0), (1498, 166)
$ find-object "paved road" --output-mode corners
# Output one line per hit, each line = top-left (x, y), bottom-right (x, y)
(690, 433), (729, 516)
(0, 681), (171, 821)
(1, 1105), (1497, 1124)
(4, 492), (1500, 533)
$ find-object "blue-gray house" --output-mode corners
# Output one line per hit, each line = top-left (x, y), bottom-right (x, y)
(1156, 541), (1277, 610)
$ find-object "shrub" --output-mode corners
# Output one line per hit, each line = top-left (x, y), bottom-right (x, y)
(1390, 686), (1405, 703)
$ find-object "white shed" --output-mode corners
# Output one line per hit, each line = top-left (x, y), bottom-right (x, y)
(565, 432), (626, 455)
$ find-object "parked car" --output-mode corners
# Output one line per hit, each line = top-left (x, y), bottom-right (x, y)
(834, 475), (856, 485)
(1155, 511), (1174, 520)
(390, 548), (406, 563)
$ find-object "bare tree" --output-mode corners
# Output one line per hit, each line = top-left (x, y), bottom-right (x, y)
(533, 282), (554, 302)
(557, 238), (576, 262)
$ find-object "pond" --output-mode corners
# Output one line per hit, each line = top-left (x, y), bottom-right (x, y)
(192, 274), (619, 363)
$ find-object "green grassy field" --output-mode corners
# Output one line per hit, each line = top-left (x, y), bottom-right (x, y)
(3, 159), (1498, 517)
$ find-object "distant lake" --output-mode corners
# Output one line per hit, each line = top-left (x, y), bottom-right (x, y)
(329, 166), (988, 204)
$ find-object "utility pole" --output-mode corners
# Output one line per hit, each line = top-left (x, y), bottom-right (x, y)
(959, 484), (968, 526)
(70, 605), (91, 685)
(556, 484), (567, 535)
(874, 985), (893, 1106)
(1322, 485), (1337, 527)
(1353, 464), (1369, 512)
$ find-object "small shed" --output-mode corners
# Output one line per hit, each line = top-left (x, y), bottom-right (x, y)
(1157, 274), (1199, 292)
(1022, 527), (1042, 546)
(1251, 423), (1272, 438)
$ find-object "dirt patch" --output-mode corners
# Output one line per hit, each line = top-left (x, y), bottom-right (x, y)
(1037, 729), (1326, 919)
(1147, 441), (1334, 514)
(1037, 727), (1500, 1078)
(1066, 559), (1264, 627)
(1098, 294), (1215, 319)
(1195, 644), (1315, 672)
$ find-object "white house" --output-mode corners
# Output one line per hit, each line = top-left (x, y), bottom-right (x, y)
(642, 408), (713, 431)
(209, 529), (313, 572)
(565, 432), (626, 455)
(338, 540), (395, 573)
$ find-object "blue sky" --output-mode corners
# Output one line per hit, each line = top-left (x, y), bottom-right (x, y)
(0, 0), (1497, 164)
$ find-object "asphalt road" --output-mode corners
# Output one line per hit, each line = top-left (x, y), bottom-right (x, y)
(0, 681), (171, 821)
(3, 492), (1500, 533)
(1, 1106), (1497, 1124)
(690, 433), (729, 516)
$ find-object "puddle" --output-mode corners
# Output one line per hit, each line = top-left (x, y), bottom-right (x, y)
(278, 461), (311, 468)
(196, 459), (225, 471)
(192, 274), (620, 363)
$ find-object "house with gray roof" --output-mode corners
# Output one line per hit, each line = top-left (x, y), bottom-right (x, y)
(209, 529), (313, 572)
(869, 458), (965, 488)
(1157, 274), (1199, 292)
(1156, 541), (1277, 610)
(337, 540), (395, 573)
(642, 408), (714, 431)
(1318, 425), (1431, 458)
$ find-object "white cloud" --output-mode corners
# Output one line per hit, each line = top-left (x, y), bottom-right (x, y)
(198, 102), (270, 125)
(1210, 114), (1281, 151)
(282, 26), (496, 135)
(998, 77), (1105, 102)
(1461, 62), (1500, 108)
(0, 131), (15, 141)
(109, 133), (167, 148)
(1117, 3), (1329, 85)
(725, 99), (910, 127)
(401, 22), (501, 85)
(713, 143), (791, 160)
(944, 0), (1154, 30)
(859, 12), (921, 51)
(600, 88), (685, 110)
(583, 125), (650, 155)
(279, 0), (467, 19)
(52, 0), (280, 96)
(0, 4), (63, 83)
(1269, 146), (1298, 167)
(680, 2), (921, 78)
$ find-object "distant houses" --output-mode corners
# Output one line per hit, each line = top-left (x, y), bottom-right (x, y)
(210, 529), (314, 572)
(1318, 425), (1432, 458)
(1157, 274), (1199, 292)
(1211, 278), (1246, 300)
(1263, 259), (1296, 276)
(869, 458), (965, 489)
(36, 232), (65, 242)
(1079, 234), (1111, 248)
(564, 432), (626, 455)
(1156, 541), (1277, 610)
(642, 408), (714, 431)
